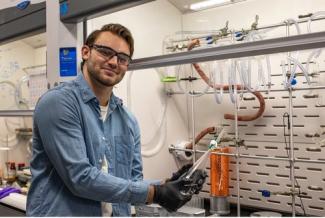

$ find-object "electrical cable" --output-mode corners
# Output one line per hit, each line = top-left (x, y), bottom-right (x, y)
(282, 113), (306, 216)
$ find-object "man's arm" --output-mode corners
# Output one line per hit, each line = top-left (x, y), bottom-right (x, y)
(34, 90), (149, 204)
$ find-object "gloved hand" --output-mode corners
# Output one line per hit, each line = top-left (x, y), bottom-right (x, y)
(153, 169), (207, 212)
(185, 169), (207, 194)
(166, 164), (193, 182)
(153, 177), (192, 212)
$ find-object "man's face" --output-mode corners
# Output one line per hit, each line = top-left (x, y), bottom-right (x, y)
(82, 31), (131, 87)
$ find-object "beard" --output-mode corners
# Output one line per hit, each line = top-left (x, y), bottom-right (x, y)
(86, 62), (125, 87)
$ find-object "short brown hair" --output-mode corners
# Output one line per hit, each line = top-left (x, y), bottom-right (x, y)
(81, 23), (134, 69)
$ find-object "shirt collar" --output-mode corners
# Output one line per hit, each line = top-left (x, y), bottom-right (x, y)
(75, 73), (96, 103)
(75, 73), (123, 108)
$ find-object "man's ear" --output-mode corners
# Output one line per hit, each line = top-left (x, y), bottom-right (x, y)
(81, 45), (91, 61)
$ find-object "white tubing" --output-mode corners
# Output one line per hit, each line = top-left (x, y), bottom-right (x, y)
(0, 81), (20, 147)
(307, 11), (325, 33)
(238, 59), (249, 90)
(0, 77), (31, 150)
(176, 64), (210, 97)
(242, 31), (271, 92)
(15, 75), (30, 109)
(287, 56), (311, 86)
(141, 66), (169, 157)
(305, 49), (322, 75)
(266, 55), (272, 94)
(257, 59), (266, 90)
(281, 60), (288, 89)
(285, 18), (301, 84)
(306, 12), (325, 76)
(228, 60), (237, 104)
(211, 61), (224, 104)
(141, 113), (167, 157)
(251, 31), (272, 93)
(126, 70), (168, 157)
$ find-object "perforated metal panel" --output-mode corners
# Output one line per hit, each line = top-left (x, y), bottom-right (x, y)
(184, 53), (325, 216)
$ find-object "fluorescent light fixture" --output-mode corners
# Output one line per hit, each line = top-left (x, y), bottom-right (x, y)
(0, 147), (10, 151)
(190, 0), (232, 11)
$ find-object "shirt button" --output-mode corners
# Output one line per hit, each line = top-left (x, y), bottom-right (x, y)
(99, 159), (102, 163)
(102, 137), (106, 141)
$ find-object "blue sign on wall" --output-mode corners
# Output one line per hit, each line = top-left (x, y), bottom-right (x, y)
(60, 47), (77, 77)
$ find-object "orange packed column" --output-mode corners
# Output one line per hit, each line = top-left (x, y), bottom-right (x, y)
(210, 147), (229, 197)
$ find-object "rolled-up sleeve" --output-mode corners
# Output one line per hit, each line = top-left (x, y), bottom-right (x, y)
(34, 90), (149, 204)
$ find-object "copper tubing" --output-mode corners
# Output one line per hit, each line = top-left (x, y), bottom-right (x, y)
(185, 127), (216, 149)
(210, 147), (229, 197)
(187, 39), (265, 121)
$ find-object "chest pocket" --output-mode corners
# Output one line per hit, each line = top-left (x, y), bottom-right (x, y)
(114, 135), (133, 175)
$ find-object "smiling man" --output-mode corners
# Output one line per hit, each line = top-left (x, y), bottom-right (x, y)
(26, 23), (206, 216)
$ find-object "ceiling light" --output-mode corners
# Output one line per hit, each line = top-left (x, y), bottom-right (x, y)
(190, 0), (232, 11)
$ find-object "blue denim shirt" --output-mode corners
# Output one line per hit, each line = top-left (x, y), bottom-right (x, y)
(27, 74), (150, 216)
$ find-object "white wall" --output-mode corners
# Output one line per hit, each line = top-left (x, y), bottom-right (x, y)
(34, 46), (47, 66)
(182, 0), (325, 32)
(88, 0), (187, 180)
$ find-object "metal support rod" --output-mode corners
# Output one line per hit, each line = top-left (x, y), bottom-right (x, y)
(286, 22), (296, 217)
(257, 14), (325, 31)
(169, 146), (325, 164)
(166, 85), (325, 95)
(190, 67), (196, 163)
(168, 14), (325, 44)
(0, 110), (34, 117)
(129, 31), (325, 71)
(289, 87), (296, 217)
(294, 159), (325, 164)
(237, 139), (317, 145)
(233, 89), (241, 216)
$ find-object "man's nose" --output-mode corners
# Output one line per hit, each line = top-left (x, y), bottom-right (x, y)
(107, 55), (118, 67)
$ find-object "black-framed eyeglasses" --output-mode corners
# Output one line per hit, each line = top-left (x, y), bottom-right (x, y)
(90, 44), (132, 66)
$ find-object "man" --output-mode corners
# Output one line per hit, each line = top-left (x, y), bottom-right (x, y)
(27, 23), (206, 216)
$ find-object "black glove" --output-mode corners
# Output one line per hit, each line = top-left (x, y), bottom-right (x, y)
(153, 177), (192, 212)
(185, 169), (208, 194)
(167, 164), (193, 182)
